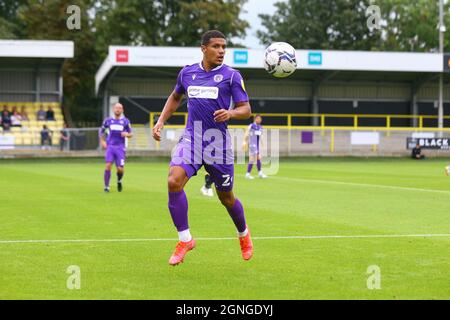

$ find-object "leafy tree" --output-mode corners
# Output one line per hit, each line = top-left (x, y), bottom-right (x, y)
(257, 0), (450, 52)
(93, 0), (249, 55)
(165, 0), (249, 46)
(0, 0), (27, 38)
(6, 0), (249, 123)
(18, 0), (100, 123)
(0, 17), (17, 38)
(92, 0), (163, 61)
(257, 0), (381, 50)
(380, 0), (450, 52)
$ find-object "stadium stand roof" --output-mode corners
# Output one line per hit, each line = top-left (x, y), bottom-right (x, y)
(0, 40), (74, 103)
(95, 46), (450, 125)
(0, 40), (74, 59)
(96, 46), (445, 94)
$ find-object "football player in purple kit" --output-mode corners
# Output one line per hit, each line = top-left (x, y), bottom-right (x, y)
(100, 103), (133, 193)
(152, 30), (254, 266)
(243, 114), (268, 179)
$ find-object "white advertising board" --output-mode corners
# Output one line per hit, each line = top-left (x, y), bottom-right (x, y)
(351, 132), (380, 145)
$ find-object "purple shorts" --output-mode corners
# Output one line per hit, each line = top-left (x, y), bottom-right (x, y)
(105, 145), (126, 167)
(170, 138), (234, 192)
(249, 143), (259, 156)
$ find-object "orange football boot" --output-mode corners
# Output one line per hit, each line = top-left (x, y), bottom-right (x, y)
(239, 228), (253, 261)
(169, 239), (196, 266)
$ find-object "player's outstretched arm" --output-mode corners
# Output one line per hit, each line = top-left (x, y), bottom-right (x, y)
(100, 134), (107, 149)
(121, 132), (133, 139)
(99, 121), (108, 149)
(214, 102), (251, 123)
(152, 90), (183, 141)
(243, 124), (250, 150)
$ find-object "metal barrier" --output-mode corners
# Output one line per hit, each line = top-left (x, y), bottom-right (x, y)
(150, 112), (450, 130)
(0, 128), (99, 151)
(137, 125), (450, 157)
(2, 126), (450, 157)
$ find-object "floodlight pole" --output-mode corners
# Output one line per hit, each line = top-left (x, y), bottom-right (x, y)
(438, 0), (445, 131)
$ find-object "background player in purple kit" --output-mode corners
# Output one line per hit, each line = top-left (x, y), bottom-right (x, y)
(200, 173), (214, 197)
(243, 114), (268, 179)
(152, 30), (253, 266)
(100, 103), (133, 193)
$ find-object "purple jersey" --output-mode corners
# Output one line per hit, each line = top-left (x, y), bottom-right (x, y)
(100, 116), (132, 147)
(174, 63), (249, 141)
(248, 123), (262, 155)
(170, 63), (249, 191)
(248, 123), (262, 146)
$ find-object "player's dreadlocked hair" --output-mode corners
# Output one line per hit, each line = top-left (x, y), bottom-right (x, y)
(201, 30), (226, 46)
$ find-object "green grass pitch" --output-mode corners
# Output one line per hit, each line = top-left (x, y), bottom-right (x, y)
(0, 157), (449, 300)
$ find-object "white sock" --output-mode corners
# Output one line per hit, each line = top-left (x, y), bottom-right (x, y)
(238, 228), (248, 237)
(178, 229), (192, 242)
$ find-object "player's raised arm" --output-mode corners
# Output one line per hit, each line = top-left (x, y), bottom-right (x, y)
(153, 65), (186, 142)
(233, 101), (252, 119)
(121, 122), (133, 139)
(121, 131), (133, 138)
(213, 101), (251, 123)
(152, 90), (183, 141)
(214, 70), (251, 122)
(242, 122), (251, 151)
(99, 120), (108, 149)
(100, 134), (107, 149)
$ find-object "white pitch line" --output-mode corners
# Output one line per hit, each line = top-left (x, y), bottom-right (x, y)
(0, 234), (449, 244)
(270, 175), (450, 195)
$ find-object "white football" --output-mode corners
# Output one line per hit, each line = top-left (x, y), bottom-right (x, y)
(263, 42), (297, 78)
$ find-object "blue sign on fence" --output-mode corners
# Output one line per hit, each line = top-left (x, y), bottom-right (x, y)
(308, 52), (322, 65)
(234, 50), (248, 64)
